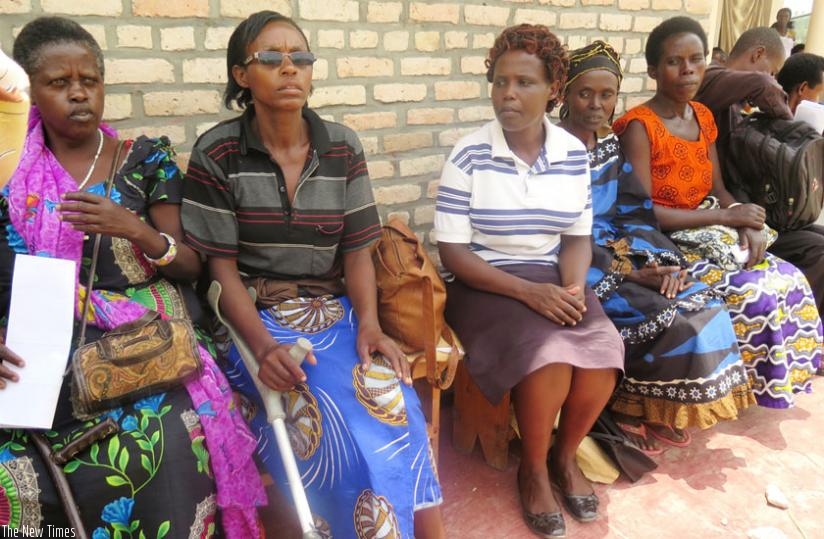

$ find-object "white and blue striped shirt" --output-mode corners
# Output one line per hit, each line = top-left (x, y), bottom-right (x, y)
(435, 116), (592, 267)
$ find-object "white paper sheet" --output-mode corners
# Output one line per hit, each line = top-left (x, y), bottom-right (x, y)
(0, 254), (76, 428)
(794, 100), (824, 133)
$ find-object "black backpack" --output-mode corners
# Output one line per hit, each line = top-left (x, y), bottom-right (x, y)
(724, 114), (824, 231)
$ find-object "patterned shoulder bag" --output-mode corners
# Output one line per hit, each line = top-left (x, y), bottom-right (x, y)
(69, 141), (203, 420)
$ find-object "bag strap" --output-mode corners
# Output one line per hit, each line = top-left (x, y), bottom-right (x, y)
(421, 275), (437, 385)
(436, 325), (460, 390)
(76, 140), (125, 349)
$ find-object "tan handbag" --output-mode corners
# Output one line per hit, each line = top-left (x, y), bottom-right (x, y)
(372, 218), (460, 389)
(69, 142), (202, 419)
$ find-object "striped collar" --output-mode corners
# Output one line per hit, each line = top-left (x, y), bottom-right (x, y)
(489, 115), (569, 167)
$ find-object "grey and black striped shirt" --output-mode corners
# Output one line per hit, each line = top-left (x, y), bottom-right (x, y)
(181, 106), (381, 280)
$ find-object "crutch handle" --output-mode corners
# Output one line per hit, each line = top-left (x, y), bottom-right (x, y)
(289, 337), (313, 365)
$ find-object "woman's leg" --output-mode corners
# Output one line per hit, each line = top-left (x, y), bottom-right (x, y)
(610, 410), (662, 453)
(552, 367), (616, 494)
(513, 363), (572, 514)
(414, 506), (446, 539)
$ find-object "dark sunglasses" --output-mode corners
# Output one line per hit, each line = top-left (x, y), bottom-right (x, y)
(243, 51), (317, 67)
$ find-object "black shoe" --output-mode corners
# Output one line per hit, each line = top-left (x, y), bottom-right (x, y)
(548, 452), (599, 522)
(555, 488), (599, 522)
(523, 510), (566, 538)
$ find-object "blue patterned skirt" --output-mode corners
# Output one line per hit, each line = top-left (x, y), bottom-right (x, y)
(224, 295), (441, 538)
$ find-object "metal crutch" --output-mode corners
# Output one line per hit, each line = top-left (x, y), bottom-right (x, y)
(207, 281), (321, 539)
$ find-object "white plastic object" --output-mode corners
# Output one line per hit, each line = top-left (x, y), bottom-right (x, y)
(0, 49), (29, 100)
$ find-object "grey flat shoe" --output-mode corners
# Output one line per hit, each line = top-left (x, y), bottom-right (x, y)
(523, 510), (566, 538)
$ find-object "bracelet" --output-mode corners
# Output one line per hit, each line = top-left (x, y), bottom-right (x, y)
(726, 202), (742, 208)
(143, 232), (178, 266)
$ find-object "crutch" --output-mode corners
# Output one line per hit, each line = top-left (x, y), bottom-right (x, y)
(207, 281), (321, 539)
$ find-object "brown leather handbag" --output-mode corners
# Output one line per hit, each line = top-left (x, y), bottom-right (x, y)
(69, 142), (203, 419)
(372, 218), (460, 389)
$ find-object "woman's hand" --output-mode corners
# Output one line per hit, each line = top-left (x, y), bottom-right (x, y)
(356, 323), (411, 386)
(255, 341), (317, 392)
(58, 191), (146, 241)
(739, 226), (768, 268)
(0, 343), (24, 389)
(521, 281), (587, 326)
(723, 203), (766, 229)
(627, 263), (691, 298)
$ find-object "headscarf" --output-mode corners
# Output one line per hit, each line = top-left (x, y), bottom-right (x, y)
(560, 40), (623, 119)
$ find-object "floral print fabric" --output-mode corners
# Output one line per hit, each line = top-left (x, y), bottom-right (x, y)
(0, 107), (264, 537)
(613, 102), (717, 209)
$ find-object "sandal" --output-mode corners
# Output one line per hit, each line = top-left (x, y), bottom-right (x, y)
(645, 423), (692, 448)
(614, 421), (665, 456)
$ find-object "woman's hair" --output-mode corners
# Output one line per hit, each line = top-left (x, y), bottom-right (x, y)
(12, 16), (104, 78)
(485, 24), (568, 113)
(645, 16), (708, 67)
(224, 10), (309, 110)
(776, 52), (824, 95)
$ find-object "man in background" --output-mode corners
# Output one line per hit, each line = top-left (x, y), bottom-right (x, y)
(776, 52), (824, 114)
(696, 27), (824, 314)
(710, 46), (728, 66)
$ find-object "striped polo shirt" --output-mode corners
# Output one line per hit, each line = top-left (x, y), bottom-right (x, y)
(181, 106), (381, 279)
(435, 116), (592, 267)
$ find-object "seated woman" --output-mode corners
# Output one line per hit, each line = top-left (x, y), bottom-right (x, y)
(558, 41), (753, 453)
(0, 16), (263, 538)
(435, 24), (624, 537)
(180, 11), (445, 539)
(614, 16), (822, 409)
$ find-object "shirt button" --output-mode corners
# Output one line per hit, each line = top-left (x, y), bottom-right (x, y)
(279, 186), (286, 193)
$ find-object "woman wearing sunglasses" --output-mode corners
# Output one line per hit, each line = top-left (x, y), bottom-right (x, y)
(181, 11), (445, 538)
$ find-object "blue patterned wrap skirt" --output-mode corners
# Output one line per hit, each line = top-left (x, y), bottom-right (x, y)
(223, 295), (442, 538)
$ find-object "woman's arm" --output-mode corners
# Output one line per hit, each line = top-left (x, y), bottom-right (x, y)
(708, 142), (765, 228)
(343, 246), (410, 385)
(619, 120), (763, 231)
(143, 203), (202, 280)
(439, 242), (585, 326)
(58, 195), (201, 281)
(558, 234), (591, 292)
(439, 242), (531, 300)
(209, 256), (312, 391)
(708, 141), (767, 267)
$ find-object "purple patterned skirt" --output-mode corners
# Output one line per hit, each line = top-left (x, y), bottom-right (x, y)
(689, 253), (822, 408)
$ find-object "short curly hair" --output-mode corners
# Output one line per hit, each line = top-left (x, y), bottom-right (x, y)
(645, 16), (708, 67)
(485, 24), (568, 113)
(13, 16), (104, 78)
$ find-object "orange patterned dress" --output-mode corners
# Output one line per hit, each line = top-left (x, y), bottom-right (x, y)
(613, 101), (715, 209)
(612, 102), (823, 409)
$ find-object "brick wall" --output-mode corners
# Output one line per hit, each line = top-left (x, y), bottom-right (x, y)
(0, 0), (714, 244)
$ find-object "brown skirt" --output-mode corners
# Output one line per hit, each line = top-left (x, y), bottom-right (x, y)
(445, 263), (625, 403)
